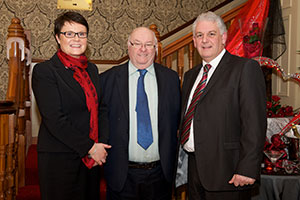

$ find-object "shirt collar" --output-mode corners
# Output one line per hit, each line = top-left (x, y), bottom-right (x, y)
(202, 49), (226, 69)
(128, 61), (155, 76)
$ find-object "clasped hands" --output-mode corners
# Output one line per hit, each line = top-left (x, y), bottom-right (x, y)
(229, 174), (255, 187)
(88, 143), (111, 167)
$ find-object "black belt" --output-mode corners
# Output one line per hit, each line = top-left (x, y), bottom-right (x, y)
(186, 151), (195, 156)
(128, 161), (160, 169)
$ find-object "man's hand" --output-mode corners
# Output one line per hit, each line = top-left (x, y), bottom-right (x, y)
(229, 174), (255, 187)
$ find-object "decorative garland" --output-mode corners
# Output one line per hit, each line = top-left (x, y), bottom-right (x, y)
(253, 56), (300, 84)
(252, 56), (300, 136)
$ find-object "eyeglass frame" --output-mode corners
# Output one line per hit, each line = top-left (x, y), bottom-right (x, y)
(59, 31), (88, 38)
(129, 41), (156, 50)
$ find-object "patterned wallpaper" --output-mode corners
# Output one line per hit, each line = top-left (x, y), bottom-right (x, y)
(0, 0), (226, 99)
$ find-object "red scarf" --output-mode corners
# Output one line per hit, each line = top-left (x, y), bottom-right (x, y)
(57, 49), (98, 169)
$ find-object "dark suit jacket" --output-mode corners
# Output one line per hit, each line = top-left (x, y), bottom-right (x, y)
(32, 54), (109, 157)
(180, 51), (267, 191)
(99, 62), (181, 192)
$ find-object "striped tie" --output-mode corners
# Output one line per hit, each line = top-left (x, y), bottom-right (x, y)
(181, 64), (212, 145)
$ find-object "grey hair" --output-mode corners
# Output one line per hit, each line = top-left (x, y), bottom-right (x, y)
(192, 11), (227, 36)
(127, 27), (158, 54)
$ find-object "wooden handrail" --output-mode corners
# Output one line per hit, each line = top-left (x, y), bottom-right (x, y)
(162, 2), (246, 59)
(0, 102), (16, 114)
(159, 2), (246, 83)
(160, 0), (234, 41)
(163, 33), (193, 58)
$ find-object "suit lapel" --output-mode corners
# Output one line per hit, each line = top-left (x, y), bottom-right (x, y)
(116, 63), (129, 121)
(197, 51), (231, 103)
(186, 65), (202, 96)
(182, 65), (202, 113)
(154, 63), (165, 122)
(53, 55), (86, 103)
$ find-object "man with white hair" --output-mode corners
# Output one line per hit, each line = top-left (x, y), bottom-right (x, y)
(179, 11), (267, 200)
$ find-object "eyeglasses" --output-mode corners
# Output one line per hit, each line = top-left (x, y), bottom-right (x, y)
(129, 41), (156, 50)
(60, 31), (88, 38)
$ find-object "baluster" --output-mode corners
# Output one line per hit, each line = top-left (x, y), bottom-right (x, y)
(0, 113), (9, 200)
(7, 114), (16, 200)
(188, 43), (194, 70)
(177, 47), (185, 86)
(16, 50), (25, 190)
(24, 34), (31, 123)
(17, 34), (30, 188)
(165, 55), (172, 69)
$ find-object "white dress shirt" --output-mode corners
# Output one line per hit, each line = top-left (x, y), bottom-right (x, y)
(183, 49), (226, 152)
(128, 61), (160, 162)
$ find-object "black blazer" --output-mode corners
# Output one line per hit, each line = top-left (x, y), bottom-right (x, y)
(32, 54), (109, 157)
(99, 62), (181, 192)
(180, 51), (267, 191)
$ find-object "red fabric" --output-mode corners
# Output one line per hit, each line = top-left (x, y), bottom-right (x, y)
(225, 0), (269, 58)
(57, 49), (98, 169)
(17, 145), (41, 200)
(16, 185), (40, 200)
(25, 145), (38, 185)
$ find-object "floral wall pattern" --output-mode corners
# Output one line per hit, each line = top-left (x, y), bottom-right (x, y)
(0, 0), (225, 99)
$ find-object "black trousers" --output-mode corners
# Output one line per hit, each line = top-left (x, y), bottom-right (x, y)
(38, 152), (100, 200)
(188, 153), (251, 200)
(106, 163), (172, 200)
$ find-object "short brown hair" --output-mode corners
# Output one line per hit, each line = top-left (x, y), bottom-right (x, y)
(54, 12), (89, 36)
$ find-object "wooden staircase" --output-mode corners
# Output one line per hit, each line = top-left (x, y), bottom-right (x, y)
(0, 1), (246, 199)
(0, 17), (31, 199)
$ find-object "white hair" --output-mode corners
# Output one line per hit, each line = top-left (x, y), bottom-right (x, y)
(127, 27), (158, 55)
(192, 11), (227, 36)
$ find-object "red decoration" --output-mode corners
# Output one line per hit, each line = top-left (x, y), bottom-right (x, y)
(253, 56), (300, 84)
(266, 95), (294, 118)
(264, 134), (287, 170)
(226, 0), (269, 58)
(252, 56), (300, 171)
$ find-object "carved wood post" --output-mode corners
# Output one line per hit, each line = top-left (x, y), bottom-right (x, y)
(188, 43), (194, 70)
(24, 35), (31, 123)
(0, 103), (16, 200)
(177, 47), (185, 86)
(165, 55), (172, 69)
(6, 17), (25, 199)
(0, 113), (9, 200)
(149, 24), (162, 64)
(16, 33), (31, 188)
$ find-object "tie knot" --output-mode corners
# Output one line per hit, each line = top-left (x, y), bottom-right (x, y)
(138, 69), (147, 76)
(204, 64), (212, 72)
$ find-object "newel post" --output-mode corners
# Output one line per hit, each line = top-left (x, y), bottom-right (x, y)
(149, 24), (162, 64)
(5, 17), (25, 199)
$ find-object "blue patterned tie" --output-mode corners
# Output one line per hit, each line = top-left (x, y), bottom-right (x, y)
(136, 69), (153, 150)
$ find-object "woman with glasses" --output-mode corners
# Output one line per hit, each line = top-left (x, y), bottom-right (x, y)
(32, 11), (111, 200)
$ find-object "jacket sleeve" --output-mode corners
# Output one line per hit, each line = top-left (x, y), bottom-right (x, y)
(236, 59), (267, 180)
